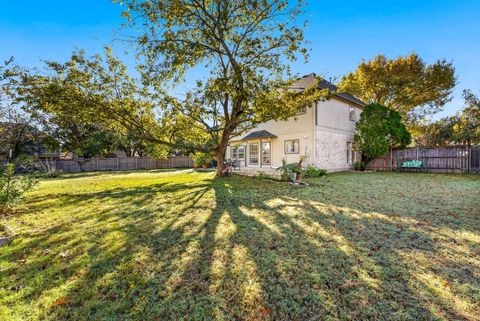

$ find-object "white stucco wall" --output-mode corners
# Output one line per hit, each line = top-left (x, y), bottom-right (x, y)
(227, 97), (363, 171)
(314, 98), (362, 171)
(229, 102), (316, 168)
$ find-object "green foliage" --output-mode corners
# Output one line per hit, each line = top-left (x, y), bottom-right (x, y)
(115, 0), (325, 175)
(354, 103), (411, 164)
(191, 152), (211, 167)
(13, 49), (165, 159)
(354, 161), (366, 171)
(0, 163), (37, 214)
(278, 159), (302, 181)
(339, 53), (456, 124)
(416, 90), (480, 145)
(302, 166), (327, 178)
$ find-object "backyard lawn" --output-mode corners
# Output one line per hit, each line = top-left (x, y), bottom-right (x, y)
(0, 170), (479, 320)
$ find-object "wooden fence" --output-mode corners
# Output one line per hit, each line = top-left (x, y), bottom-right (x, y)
(17, 156), (194, 173)
(367, 145), (480, 173)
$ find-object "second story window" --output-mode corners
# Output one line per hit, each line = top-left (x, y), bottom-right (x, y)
(349, 106), (355, 121)
(297, 106), (307, 115)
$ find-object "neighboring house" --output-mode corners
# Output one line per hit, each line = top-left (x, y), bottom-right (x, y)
(227, 74), (366, 172)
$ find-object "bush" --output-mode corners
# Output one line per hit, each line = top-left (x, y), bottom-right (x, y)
(354, 161), (366, 171)
(302, 166), (327, 178)
(279, 159), (300, 181)
(191, 152), (212, 167)
(0, 163), (38, 215)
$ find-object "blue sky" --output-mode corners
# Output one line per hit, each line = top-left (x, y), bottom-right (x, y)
(1, 0), (479, 119)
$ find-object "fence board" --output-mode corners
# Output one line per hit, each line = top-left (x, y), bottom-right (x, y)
(367, 146), (479, 173)
(6, 156), (195, 173)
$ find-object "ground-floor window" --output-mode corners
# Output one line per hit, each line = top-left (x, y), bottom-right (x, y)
(230, 145), (245, 160)
(347, 142), (355, 164)
(262, 142), (271, 165)
(249, 143), (259, 165)
(284, 139), (299, 154)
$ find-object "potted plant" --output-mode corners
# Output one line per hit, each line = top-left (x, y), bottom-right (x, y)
(280, 158), (305, 183)
(292, 158), (304, 183)
(192, 152), (210, 170)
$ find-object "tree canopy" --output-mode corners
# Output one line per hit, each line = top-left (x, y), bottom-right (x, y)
(339, 53), (456, 125)
(354, 103), (411, 164)
(12, 49), (172, 161)
(417, 90), (480, 146)
(113, 0), (324, 174)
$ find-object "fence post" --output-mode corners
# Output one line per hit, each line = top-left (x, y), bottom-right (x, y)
(467, 145), (471, 174)
(96, 158), (98, 171)
(390, 149), (393, 171)
(135, 157), (138, 170)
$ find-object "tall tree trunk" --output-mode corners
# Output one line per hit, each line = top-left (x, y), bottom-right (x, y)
(216, 141), (228, 177)
(216, 130), (231, 176)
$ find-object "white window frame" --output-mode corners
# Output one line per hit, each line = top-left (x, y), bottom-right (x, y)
(349, 106), (355, 122)
(249, 143), (259, 165)
(231, 145), (245, 160)
(347, 142), (355, 164)
(261, 142), (271, 165)
(284, 139), (300, 154)
(297, 106), (307, 115)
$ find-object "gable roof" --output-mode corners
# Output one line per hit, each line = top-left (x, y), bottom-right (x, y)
(294, 73), (366, 107)
(241, 130), (277, 141)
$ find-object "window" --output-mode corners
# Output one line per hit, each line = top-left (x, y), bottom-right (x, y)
(297, 106), (307, 115)
(238, 146), (245, 159)
(262, 142), (271, 165)
(230, 146), (246, 160)
(347, 142), (355, 164)
(349, 106), (355, 121)
(249, 143), (259, 165)
(284, 139), (300, 154)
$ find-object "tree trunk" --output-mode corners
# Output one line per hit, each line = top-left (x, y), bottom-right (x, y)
(216, 140), (228, 177)
(216, 130), (231, 176)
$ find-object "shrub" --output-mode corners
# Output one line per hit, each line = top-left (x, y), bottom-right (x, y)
(191, 152), (212, 167)
(354, 161), (366, 171)
(302, 166), (327, 178)
(0, 163), (38, 215)
(279, 159), (300, 181)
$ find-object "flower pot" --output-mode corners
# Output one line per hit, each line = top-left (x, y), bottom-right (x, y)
(202, 164), (207, 169)
(194, 164), (199, 169)
(296, 173), (302, 183)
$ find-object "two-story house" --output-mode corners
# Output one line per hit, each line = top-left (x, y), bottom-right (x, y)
(226, 74), (365, 172)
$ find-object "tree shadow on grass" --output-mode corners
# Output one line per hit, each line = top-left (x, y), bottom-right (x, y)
(2, 173), (478, 320)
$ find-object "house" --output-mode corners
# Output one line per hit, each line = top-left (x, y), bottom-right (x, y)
(226, 74), (366, 172)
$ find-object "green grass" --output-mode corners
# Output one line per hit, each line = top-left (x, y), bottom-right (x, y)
(1, 170), (479, 320)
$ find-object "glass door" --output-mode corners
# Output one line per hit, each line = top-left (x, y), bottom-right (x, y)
(249, 143), (259, 165)
(262, 142), (271, 166)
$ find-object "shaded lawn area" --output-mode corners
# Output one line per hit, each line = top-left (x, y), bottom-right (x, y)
(0, 170), (479, 321)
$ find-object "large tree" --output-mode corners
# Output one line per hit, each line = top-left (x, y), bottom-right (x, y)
(416, 90), (480, 146)
(112, 0), (324, 175)
(339, 53), (456, 125)
(454, 89), (480, 145)
(14, 50), (171, 160)
(354, 103), (411, 165)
